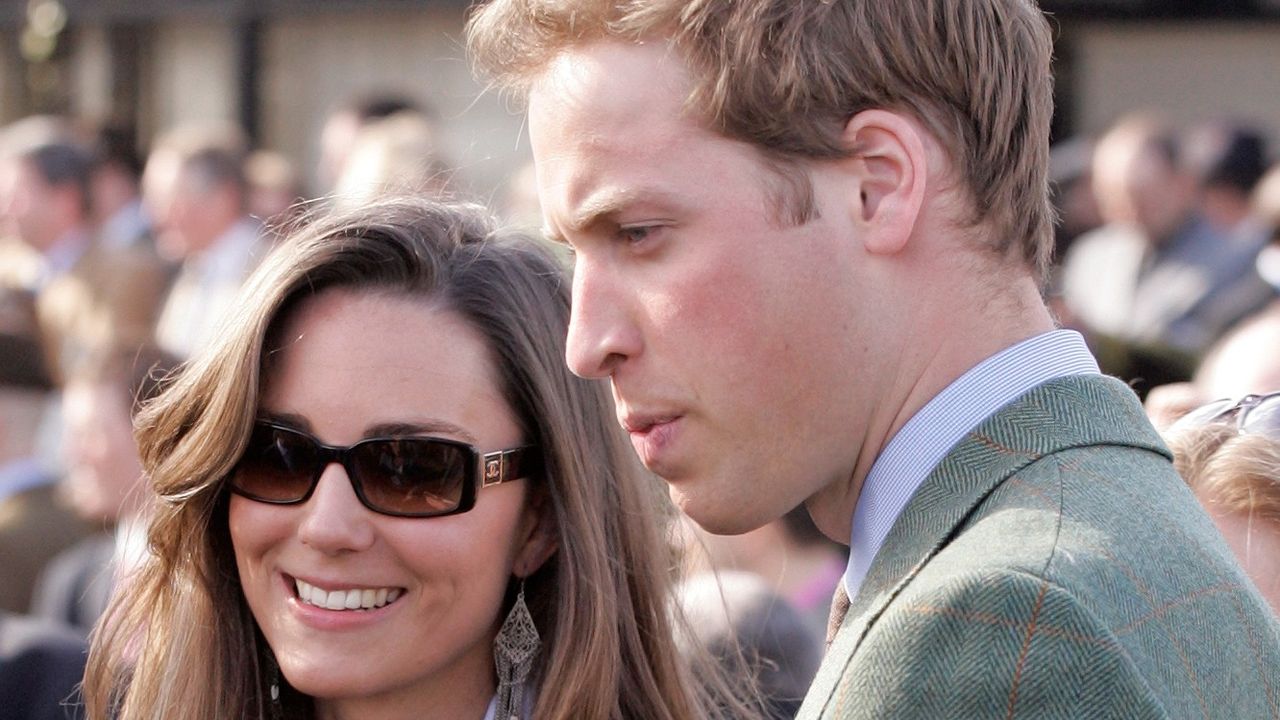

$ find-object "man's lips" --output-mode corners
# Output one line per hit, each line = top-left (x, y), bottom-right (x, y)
(621, 413), (680, 435)
(621, 413), (683, 470)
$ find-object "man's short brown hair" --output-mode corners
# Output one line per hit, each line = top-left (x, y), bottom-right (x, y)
(468, 0), (1057, 279)
(151, 123), (249, 198)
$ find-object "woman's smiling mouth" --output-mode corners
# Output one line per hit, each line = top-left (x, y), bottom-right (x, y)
(293, 578), (404, 611)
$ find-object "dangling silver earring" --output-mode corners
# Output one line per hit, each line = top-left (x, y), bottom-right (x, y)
(493, 579), (540, 720)
(267, 651), (283, 720)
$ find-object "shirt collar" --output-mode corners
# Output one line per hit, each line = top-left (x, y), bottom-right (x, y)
(0, 457), (55, 504)
(188, 217), (261, 278)
(843, 329), (1100, 597)
(38, 228), (91, 283)
(100, 199), (150, 250)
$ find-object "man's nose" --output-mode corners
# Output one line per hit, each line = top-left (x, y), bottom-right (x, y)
(564, 257), (641, 379)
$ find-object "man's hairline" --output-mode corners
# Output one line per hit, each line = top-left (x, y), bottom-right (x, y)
(514, 36), (1023, 247)
(518, 37), (821, 231)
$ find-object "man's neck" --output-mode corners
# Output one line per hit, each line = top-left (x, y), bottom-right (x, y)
(1200, 192), (1251, 234)
(187, 215), (244, 261)
(0, 456), (49, 503)
(93, 179), (140, 225)
(810, 269), (1055, 543)
(40, 225), (91, 276)
(862, 281), (1054, 485)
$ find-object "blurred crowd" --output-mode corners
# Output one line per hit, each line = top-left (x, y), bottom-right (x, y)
(1, 101), (1279, 718)
(1050, 114), (1280, 404)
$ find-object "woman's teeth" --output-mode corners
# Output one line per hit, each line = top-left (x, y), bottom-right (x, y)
(295, 579), (402, 610)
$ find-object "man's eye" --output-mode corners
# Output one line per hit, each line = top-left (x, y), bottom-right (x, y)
(619, 226), (655, 244)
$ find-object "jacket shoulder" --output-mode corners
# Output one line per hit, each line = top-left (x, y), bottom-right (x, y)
(812, 569), (1168, 720)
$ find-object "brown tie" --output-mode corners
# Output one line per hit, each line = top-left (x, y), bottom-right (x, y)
(825, 583), (851, 650)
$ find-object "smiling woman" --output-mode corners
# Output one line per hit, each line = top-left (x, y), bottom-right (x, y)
(82, 197), (760, 720)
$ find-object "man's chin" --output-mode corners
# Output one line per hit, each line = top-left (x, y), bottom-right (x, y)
(669, 483), (778, 537)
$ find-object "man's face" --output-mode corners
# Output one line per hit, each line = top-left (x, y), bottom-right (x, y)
(143, 152), (232, 260)
(1122, 150), (1190, 242)
(0, 157), (67, 251)
(142, 149), (186, 259)
(529, 41), (874, 535)
(1094, 143), (1189, 244)
(318, 111), (360, 193)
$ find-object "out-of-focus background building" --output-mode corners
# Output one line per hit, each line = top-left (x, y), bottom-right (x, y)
(0, 0), (1277, 202)
(0, 0), (529, 202)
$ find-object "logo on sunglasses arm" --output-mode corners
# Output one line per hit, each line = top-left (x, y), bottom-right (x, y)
(485, 458), (502, 484)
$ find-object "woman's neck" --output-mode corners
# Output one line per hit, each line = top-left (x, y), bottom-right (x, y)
(316, 692), (492, 720)
(313, 668), (495, 720)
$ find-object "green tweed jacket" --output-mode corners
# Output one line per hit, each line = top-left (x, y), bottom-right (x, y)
(798, 375), (1280, 720)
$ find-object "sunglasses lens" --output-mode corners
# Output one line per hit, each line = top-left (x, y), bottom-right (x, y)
(231, 425), (320, 502)
(351, 439), (471, 515)
(1170, 398), (1237, 432)
(1241, 395), (1280, 439)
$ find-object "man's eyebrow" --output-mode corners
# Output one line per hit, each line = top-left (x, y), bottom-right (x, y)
(569, 190), (632, 233)
(539, 190), (631, 246)
(558, 187), (683, 240)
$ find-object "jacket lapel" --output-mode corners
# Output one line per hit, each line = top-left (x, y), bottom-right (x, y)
(804, 374), (1170, 715)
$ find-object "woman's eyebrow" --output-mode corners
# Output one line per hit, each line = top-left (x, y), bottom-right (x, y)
(252, 412), (479, 445)
(365, 419), (479, 445)
(258, 409), (310, 431)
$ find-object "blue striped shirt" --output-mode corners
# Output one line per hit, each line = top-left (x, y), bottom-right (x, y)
(843, 329), (1101, 598)
(0, 458), (54, 504)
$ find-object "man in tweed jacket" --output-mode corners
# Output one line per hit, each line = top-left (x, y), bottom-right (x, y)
(467, 0), (1280, 716)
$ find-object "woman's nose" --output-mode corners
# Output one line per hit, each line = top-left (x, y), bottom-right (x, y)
(295, 463), (377, 555)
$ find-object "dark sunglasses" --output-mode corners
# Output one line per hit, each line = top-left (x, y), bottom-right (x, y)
(228, 421), (539, 518)
(1170, 392), (1280, 439)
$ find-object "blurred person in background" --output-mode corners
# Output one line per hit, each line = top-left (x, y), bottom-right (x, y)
(87, 122), (152, 252)
(315, 93), (426, 197)
(144, 124), (264, 358)
(1146, 303), (1280, 430)
(0, 116), (171, 382)
(678, 571), (822, 720)
(1145, 162), (1280, 429)
(36, 245), (172, 386)
(32, 343), (176, 636)
(1051, 127), (1198, 396)
(43, 122), (173, 381)
(1195, 307), (1280, 400)
(1251, 162), (1280, 291)
(1060, 114), (1262, 356)
(1180, 120), (1275, 322)
(1047, 134), (1102, 269)
(331, 111), (453, 210)
(0, 609), (86, 720)
(0, 117), (94, 294)
(0, 328), (91, 614)
(681, 506), (846, 643)
(246, 149), (304, 233)
(1164, 395), (1280, 615)
(1184, 121), (1271, 248)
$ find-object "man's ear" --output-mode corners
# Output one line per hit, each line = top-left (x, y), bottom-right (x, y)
(840, 109), (928, 256)
(513, 489), (559, 578)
